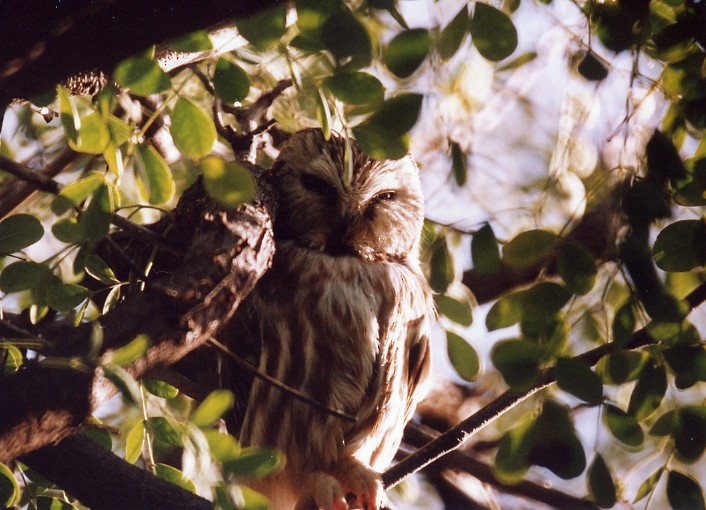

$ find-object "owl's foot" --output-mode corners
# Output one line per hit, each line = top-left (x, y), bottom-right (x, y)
(294, 472), (348, 510)
(336, 459), (388, 510)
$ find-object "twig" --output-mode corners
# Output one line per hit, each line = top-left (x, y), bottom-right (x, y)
(382, 278), (706, 490)
(208, 336), (357, 423)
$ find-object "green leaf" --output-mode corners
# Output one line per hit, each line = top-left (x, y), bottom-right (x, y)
(82, 426), (112, 451)
(323, 72), (384, 106)
(315, 87), (332, 139)
(51, 172), (104, 215)
(576, 51), (609, 81)
(486, 292), (524, 330)
(147, 417), (183, 447)
(491, 339), (543, 391)
(320, 7), (372, 70)
(368, 0), (408, 29)
(52, 218), (85, 244)
(69, 112), (110, 155)
(103, 364), (141, 404)
(171, 98), (216, 159)
(555, 357), (603, 405)
(84, 254), (119, 285)
(46, 283), (90, 312)
(612, 301), (635, 349)
(143, 378), (179, 399)
(494, 419), (534, 482)
(383, 29), (431, 79)
(598, 351), (648, 385)
(113, 56), (171, 96)
(0, 261), (51, 293)
(664, 346), (706, 389)
(634, 467), (664, 503)
(236, 4), (287, 51)
(470, 3), (518, 61)
(588, 455), (617, 508)
(675, 406), (706, 461)
(428, 238), (454, 293)
(653, 220), (706, 272)
(82, 184), (113, 244)
(200, 157), (256, 208)
(124, 420), (145, 464)
(134, 144), (176, 205)
(58, 85), (79, 142)
(353, 94), (423, 159)
(0, 214), (44, 255)
(650, 410), (679, 437)
(155, 464), (196, 494)
(667, 471), (705, 510)
(503, 229), (556, 268)
(472, 223), (501, 275)
(203, 430), (240, 462)
(450, 141), (467, 186)
(191, 389), (235, 428)
(109, 334), (150, 367)
(240, 485), (271, 510)
(627, 362), (667, 421)
(169, 30), (213, 52)
(604, 404), (644, 447)
(521, 282), (572, 316)
(0, 462), (20, 508)
(212, 59), (250, 105)
(446, 331), (479, 381)
(36, 497), (75, 510)
(437, 6), (469, 61)
(434, 294), (473, 326)
(223, 447), (285, 478)
(107, 115), (132, 147)
(3, 344), (23, 376)
(557, 241), (597, 295)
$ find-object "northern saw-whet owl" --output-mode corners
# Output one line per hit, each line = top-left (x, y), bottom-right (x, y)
(233, 128), (432, 510)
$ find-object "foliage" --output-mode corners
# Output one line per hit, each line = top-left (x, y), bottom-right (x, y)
(1, 0), (706, 509)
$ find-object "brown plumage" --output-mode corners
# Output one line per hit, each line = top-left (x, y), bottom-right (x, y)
(234, 129), (432, 510)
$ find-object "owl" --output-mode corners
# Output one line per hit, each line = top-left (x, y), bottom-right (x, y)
(233, 128), (432, 510)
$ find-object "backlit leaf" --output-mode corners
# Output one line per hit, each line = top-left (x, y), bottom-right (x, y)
(470, 3), (518, 61)
(472, 223), (501, 275)
(169, 30), (212, 52)
(588, 455), (617, 508)
(324, 72), (384, 106)
(0, 261), (51, 293)
(213, 59), (250, 105)
(653, 220), (706, 272)
(446, 331), (480, 381)
(201, 157), (256, 208)
(191, 389), (235, 428)
(52, 218), (85, 244)
(450, 141), (467, 186)
(438, 6), (469, 61)
(134, 144), (175, 205)
(598, 350), (648, 385)
(46, 283), (90, 312)
(486, 292), (524, 330)
(171, 98), (216, 159)
(667, 471), (705, 510)
(204, 430), (240, 462)
(147, 417), (183, 447)
(0, 214), (44, 255)
(51, 173), (104, 215)
(604, 404), (644, 447)
(675, 406), (706, 461)
(84, 254), (119, 285)
(155, 464), (196, 494)
(558, 241), (597, 295)
(577, 51), (609, 81)
(612, 301), (635, 349)
(236, 4), (287, 51)
(353, 94), (423, 159)
(124, 420), (145, 464)
(555, 357), (603, 405)
(143, 379), (179, 399)
(434, 294), (473, 326)
(491, 339), (543, 391)
(58, 85), (79, 141)
(69, 112), (110, 154)
(321, 7), (372, 70)
(383, 29), (431, 78)
(503, 229), (556, 268)
(0, 462), (19, 508)
(36, 497), (75, 510)
(82, 184), (113, 243)
(627, 362), (667, 421)
(109, 334), (150, 367)
(113, 56), (171, 96)
(634, 467), (663, 503)
(223, 447), (285, 478)
(428, 238), (454, 293)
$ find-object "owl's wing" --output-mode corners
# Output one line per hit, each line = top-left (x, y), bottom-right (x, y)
(403, 314), (432, 421)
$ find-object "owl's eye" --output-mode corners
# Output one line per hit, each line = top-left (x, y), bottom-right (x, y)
(372, 191), (397, 203)
(301, 173), (336, 197)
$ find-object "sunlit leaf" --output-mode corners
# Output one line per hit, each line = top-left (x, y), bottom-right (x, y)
(324, 72), (384, 106)
(667, 471), (705, 510)
(213, 59), (250, 105)
(36, 496), (75, 509)
(472, 223), (501, 275)
(200, 157), (256, 208)
(171, 98), (216, 159)
(604, 404), (644, 447)
(236, 4), (287, 50)
(82, 184), (113, 243)
(102, 285), (121, 315)
(58, 85), (79, 142)
(598, 350), (648, 385)
(0, 214), (44, 255)
(143, 378), (179, 399)
(46, 283), (90, 312)
(503, 229), (556, 268)
(125, 420), (145, 464)
(588, 455), (617, 508)
(84, 254), (119, 285)
(113, 56), (171, 96)
(491, 339), (543, 391)
(434, 294), (473, 326)
(147, 417), (183, 447)
(558, 241), (597, 295)
(191, 389), (235, 428)
(0, 261), (51, 293)
(316, 87), (332, 139)
(107, 116), (132, 147)
(155, 464), (196, 494)
(437, 6), (469, 61)
(204, 430), (240, 462)
(3, 344), (23, 376)
(169, 30), (212, 52)
(240, 485), (271, 510)
(653, 220), (706, 272)
(470, 3), (518, 61)
(446, 331), (480, 381)
(0, 462), (20, 508)
(555, 357), (603, 405)
(108, 334), (150, 367)
(69, 112), (110, 154)
(51, 172), (104, 215)
(428, 238), (454, 293)
(627, 361), (666, 421)
(223, 447), (285, 478)
(634, 467), (663, 503)
(134, 144), (176, 205)
(321, 7), (372, 69)
(383, 29), (431, 78)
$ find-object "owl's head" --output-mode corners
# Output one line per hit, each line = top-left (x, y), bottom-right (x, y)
(270, 129), (424, 262)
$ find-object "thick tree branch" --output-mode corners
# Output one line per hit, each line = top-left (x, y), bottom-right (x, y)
(0, 0), (279, 105)
(383, 277), (706, 490)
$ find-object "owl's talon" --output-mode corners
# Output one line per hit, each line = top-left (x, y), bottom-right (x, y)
(294, 473), (348, 510)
